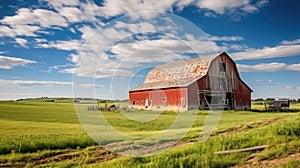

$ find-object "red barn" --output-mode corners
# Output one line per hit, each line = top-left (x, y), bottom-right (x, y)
(129, 52), (252, 112)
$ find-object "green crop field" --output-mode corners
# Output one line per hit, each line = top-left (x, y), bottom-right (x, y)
(0, 99), (300, 167)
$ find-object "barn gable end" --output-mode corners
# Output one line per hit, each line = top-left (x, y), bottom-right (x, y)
(129, 52), (252, 111)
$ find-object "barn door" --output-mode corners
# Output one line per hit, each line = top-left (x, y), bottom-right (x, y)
(226, 92), (234, 110)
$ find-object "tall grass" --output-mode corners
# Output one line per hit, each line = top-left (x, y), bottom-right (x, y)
(94, 115), (300, 168)
(0, 101), (95, 154)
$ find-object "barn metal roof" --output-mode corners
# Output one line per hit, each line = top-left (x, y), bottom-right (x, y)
(130, 53), (219, 91)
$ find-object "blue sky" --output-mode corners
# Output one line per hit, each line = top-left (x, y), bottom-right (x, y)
(0, 0), (299, 100)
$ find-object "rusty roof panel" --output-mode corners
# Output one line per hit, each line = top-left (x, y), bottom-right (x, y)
(130, 54), (219, 91)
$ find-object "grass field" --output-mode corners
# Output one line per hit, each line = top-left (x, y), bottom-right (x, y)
(0, 101), (95, 155)
(0, 99), (300, 167)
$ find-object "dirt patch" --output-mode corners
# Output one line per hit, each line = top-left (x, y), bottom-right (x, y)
(236, 152), (300, 168)
(178, 116), (284, 145)
(0, 146), (119, 167)
(217, 116), (283, 136)
(34, 146), (119, 166)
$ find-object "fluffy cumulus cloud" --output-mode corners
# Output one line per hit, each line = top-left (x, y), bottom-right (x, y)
(0, 0), (270, 37)
(237, 62), (300, 72)
(0, 8), (68, 38)
(36, 40), (82, 51)
(0, 0), (279, 79)
(231, 43), (300, 60)
(97, 0), (176, 19)
(1, 8), (67, 28)
(34, 14), (224, 78)
(196, 0), (258, 14)
(0, 56), (36, 69)
(15, 38), (28, 48)
(90, 0), (268, 19)
(280, 39), (300, 45)
(0, 25), (40, 37)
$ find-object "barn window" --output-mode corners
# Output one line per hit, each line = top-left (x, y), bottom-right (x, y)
(162, 97), (166, 103)
(220, 63), (226, 72)
(133, 101), (136, 105)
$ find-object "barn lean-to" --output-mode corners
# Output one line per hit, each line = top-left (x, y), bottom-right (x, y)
(129, 52), (252, 112)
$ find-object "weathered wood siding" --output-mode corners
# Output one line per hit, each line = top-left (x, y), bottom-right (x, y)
(129, 88), (188, 111)
(187, 53), (252, 110)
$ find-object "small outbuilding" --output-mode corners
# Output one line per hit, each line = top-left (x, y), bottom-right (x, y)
(129, 52), (252, 112)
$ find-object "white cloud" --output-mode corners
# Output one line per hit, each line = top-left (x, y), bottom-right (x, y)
(286, 63), (300, 71)
(0, 8), (67, 38)
(256, 0), (269, 7)
(96, 0), (267, 19)
(1, 8), (67, 28)
(175, 0), (194, 10)
(46, 0), (80, 9)
(36, 39), (82, 51)
(15, 38), (28, 48)
(45, 63), (74, 73)
(250, 79), (275, 87)
(52, 5), (101, 24)
(35, 38), (47, 43)
(274, 86), (300, 92)
(0, 25), (16, 37)
(75, 83), (104, 88)
(114, 21), (157, 34)
(208, 35), (244, 41)
(0, 25), (41, 37)
(231, 44), (300, 60)
(237, 62), (300, 72)
(57, 7), (81, 23)
(0, 78), (104, 88)
(14, 25), (41, 37)
(0, 55), (36, 69)
(225, 43), (249, 51)
(255, 79), (273, 83)
(0, 79), (72, 86)
(98, 0), (176, 19)
(110, 38), (220, 57)
(0, 0), (269, 41)
(280, 39), (300, 45)
(59, 66), (134, 79)
(95, 68), (134, 79)
(0, 0), (271, 80)
(49, 65), (59, 69)
(196, 0), (259, 14)
(44, 18), (224, 79)
(59, 68), (75, 74)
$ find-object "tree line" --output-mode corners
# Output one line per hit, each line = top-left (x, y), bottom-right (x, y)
(253, 98), (300, 103)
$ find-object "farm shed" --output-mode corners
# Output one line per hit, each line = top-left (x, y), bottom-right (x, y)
(264, 99), (290, 111)
(129, 52), (252, 112)
(273, 99), (290, 111)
